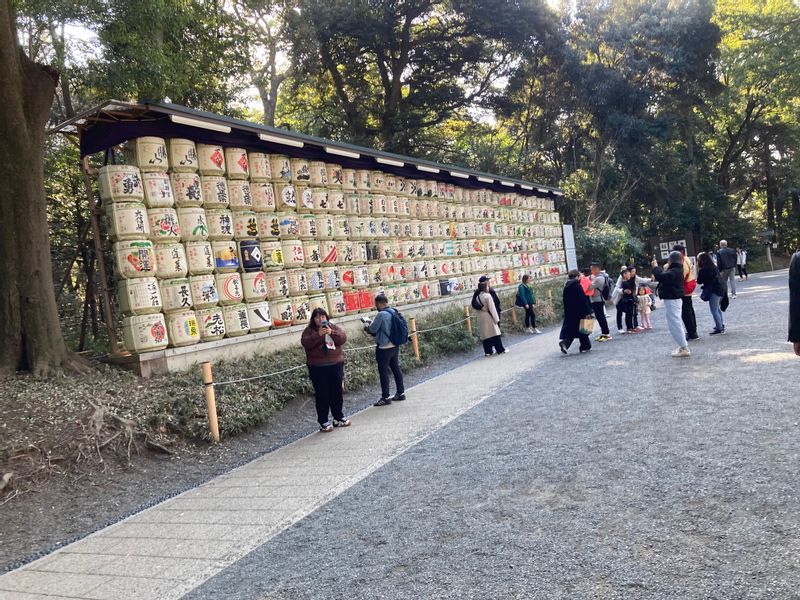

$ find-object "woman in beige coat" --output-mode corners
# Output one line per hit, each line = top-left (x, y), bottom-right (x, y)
(473, 279), (506, 356)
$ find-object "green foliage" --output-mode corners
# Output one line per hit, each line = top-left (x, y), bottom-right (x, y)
(574, 223), (646, 271)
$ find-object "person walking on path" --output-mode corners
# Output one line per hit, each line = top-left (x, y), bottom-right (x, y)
(559, 269), (593, 354)
(475, 279), (507, 356)
(301, 308), (351, 432)
(651, 251), (691, 357)
(367, 293), (406, 406)
(674, 244), (699, 341)
(716, 240), (738, 298)
(637, 286), (653, 329)
(589, 263), (612, 341)
(736, 247), (749, 280)
(696, 252), (726, 335)
(516, 274), (541, 334)
(789, 250), (800, 356)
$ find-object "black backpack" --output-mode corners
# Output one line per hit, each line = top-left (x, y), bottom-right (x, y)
(383, 308), (409, 346)
(600, 272), (613, 301)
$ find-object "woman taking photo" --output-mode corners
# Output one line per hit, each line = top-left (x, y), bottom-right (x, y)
(301, 308), (351, 432)
(696, 252), (726, 335)
(473, 276), (506, 356)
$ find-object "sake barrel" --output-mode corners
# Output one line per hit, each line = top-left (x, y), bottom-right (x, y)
(359, 193), (374, 216)
(326, 290), (346, 318)
(160, 277), (193, 312)
(233, 211), (259, 240)
(367, 263), (383, 286)
(397, 261), (411, 282)
(266, 270), (289, 299)
(400, 240), (416, 260)
(286, 268), (309, 296)
(321, 266), (340, 290)
(206, 209), (234, 240)
(261, 240), (284, 270)
(166, 310), (200, 347)
(342, 168), (357, 191)
(177, 207), (209, 241)
(397, 176), (407, 196)
(228, 180), (253, 210)
(390, 240), (403, 260)
(438, 259), (453, 278)
(437, 181), (447, 198)
(211, 240), (239, 272)
(328, 190), (346, 213)
(269, 298), (294, 327)
(170, 172), (203, 207)
(222, 303), (250, 337)
(384, 285), (398, 306)
(114, 240), (157, 279)
(167, 139), (198, 172)
(201, 176), (229, 208)
(239, 239), (263, 272)
(407, 197), (418, 218)
(343, 289), (360, 315)
(408, 281), (421, 303)
(298, 214), (318, 240)
(358, 288), (374, 311)
(189, 274), (219, 308)
(275, 183), (297, 210)
(269, 154), (291, 182)
(248, 152), (272, 182)
(381, 262), (396, 283)
(196, 144), (226, 176)
(326, 163), (343, 187)
(335, 240), (352, 265)
(282, 239), (305, 267)
(349, 217), (366, 240)
(99, 165), (144, 203)
(122, 313), (169, 353)
(399, 196), (411, 217)
(142, 172), (175, 208)
(339, 266), (355, 289)
(225, 147), (249, 180)
(196, 306), (226, 341)
(291, 295), (311, 324)
(365, 240), (380, 262)
(386, 194), (399, 216)
(291, 158), (311, 183)
(385, 175), (397, 194)
(333, 215), (350, 240)
(373, 194), (387, 216)
(117, 277), (162, 315)
(306, 268), (325, 293)
(415, 240), (426, 259)
(125, 137), (168, 172)
(311, 188), (329, 213)
(257, 212), (280, 240)
(378, 218), (391, 238)
(251, 182), (276, 212)
(308, 293), (327, 314)
(216, 272), (244, 305)
(370, 171), (385, 192)
(419, 280), (432, 301)
(147, 207), (181, 242)
(354, 265), (370, 288)
(302, 241), (322, 265)
(355, 169), (370, 191)
(317, 240), (337, 265)
(438, 278), (453, 296)
(106, 202), (149, 241)
(242, 270), (268, 302)
(154, 242), (188, 279)
(353, 241), (368, 263)
(309, 161), (328, 186)
(246, 301), (272, 332)
(315, 215), (335, 240)
(296, 185), (314, 213)
(345, 193), (360, 216)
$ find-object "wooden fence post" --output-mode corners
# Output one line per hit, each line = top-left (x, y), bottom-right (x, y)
(201, 362), (220, 443)
(510, 306), (518, 326)
(464, 306), (472, 335)
(409, 317), (421, 362)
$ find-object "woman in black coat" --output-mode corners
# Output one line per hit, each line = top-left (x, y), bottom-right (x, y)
(696, 252), (726, 334)
(559, 269), (593, 354)
(789, 250), (800, 356)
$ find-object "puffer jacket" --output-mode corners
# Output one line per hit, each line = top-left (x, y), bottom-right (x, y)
(652, 262), (684, 299)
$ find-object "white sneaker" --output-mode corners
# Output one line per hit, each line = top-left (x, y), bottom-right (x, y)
(526, 327), (535, 334)
(671, 347), (691, 358)
(534, 328), (542, 334)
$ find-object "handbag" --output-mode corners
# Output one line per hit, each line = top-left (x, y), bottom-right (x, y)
(579, 317), (594, 335)
(700, 287), (711, 302)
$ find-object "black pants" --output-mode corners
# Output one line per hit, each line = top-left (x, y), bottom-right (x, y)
(482, 335), (506, 355)
(616, 304), (625, 330)
(592, 301), (609, 335)
(307, 363), (345, 425)
(681, 295), (697, 338)
(562, 334), (591, 352)
(376, 346), (404, 399)
(620, 300), (635, 330)
(524, 306), (537, 328)
(737, 265), (748, 279)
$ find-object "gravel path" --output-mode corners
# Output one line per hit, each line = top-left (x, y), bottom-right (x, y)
(186, 270), (800, 599)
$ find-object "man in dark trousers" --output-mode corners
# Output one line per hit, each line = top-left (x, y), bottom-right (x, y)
(673, 244), (699, 341)
(367, 293), (406, 406)
(789, 250), (800, 357)
(588, 263), (612, 341)
(716, 239), (738, 298)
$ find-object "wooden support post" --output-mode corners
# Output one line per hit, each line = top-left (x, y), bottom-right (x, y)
(81, 156), (122, 354)
(201, 362), (220, 443)
(464, 306), (472, 335)
(409, 317), (421, 362)
(510, 306), (518, 326)
(547, 289), (553, 304)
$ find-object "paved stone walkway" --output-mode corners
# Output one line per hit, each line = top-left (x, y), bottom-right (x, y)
(1, 269), (797, 599)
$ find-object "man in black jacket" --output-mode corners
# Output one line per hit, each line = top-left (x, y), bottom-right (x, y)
(652, 251), (690, 357)
(789, 250), (800, 357)
(716, 240), (738, 298)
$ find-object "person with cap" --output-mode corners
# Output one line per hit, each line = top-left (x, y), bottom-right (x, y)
(673, 244), (699, 341)
(789, 249), (800, 357)
(588, 263), (612, 341)
(651, 251), (691, 357)
(473, 277), (507, 355)
(559, 269), (593, 354)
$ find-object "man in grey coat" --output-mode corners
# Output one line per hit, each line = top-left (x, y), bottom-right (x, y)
(716, 240), (738, 298)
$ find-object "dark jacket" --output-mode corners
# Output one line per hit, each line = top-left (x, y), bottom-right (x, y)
(619, 278), (636, 305)
(716, 247), (737, 270)
(560, 278), (592, 339)
(301, 323), (347, 366)
(652, 262), (684, 299)
(696, 266), (725, 298)
(517, 283), (535, 306)
(789, 251), (800, 342)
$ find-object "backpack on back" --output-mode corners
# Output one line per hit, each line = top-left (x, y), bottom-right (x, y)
(383, 308), (409, 346)
(600, 272), (613, 301)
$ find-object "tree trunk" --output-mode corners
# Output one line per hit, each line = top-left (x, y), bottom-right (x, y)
(0, 0), (83, 377)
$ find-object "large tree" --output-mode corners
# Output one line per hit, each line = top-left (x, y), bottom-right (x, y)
(0, 0), (83, 376)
